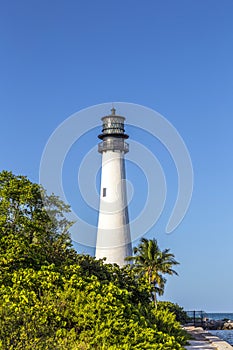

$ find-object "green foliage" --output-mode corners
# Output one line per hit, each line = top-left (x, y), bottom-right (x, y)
(126, 237), (179, 306)
(0, 263), (187, 349)
(0, 171), (187, 349)
(0, 171), (77, 278)
(157, 301), (189, 324)
(152, 307), (189, 344)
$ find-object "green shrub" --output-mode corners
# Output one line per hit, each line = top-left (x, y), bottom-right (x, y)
(157, 301), (189, 324)
(0, 171), (188, 349)
(0, 264), (187, 349)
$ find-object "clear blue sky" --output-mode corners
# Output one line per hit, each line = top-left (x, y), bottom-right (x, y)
(1, 0), (233, 312)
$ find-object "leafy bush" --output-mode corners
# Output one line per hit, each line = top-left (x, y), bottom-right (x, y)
(0, 171), (188, 349)
(0, 263), (189, 349)
(157, 301), (189, 324)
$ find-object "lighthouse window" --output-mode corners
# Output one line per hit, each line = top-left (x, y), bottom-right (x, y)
(103, 188), (107, 197)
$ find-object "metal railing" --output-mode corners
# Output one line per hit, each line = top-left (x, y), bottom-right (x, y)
(185, 310), (207, 326)
(98, 139), (129, 153)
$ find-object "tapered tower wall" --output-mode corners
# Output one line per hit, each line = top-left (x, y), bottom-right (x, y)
(96, 109), (132, 266)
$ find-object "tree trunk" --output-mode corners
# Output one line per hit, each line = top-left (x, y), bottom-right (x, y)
(153, 289), (157, 309)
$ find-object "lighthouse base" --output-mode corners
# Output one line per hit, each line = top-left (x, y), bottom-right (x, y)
(95, 240), (132, 267)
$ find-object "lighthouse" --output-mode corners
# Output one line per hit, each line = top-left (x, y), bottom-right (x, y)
(96, 108), (132, 266)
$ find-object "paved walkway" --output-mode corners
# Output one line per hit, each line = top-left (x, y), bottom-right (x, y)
(184, 326), (233, 350)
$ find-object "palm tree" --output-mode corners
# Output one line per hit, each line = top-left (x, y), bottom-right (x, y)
(126, 237), (179, 307)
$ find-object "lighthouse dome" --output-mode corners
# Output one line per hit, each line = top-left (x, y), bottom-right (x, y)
(98, 108), (129, 140)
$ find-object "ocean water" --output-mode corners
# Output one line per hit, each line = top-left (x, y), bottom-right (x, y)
(209, 330), (233, 345)
(206, 313), (233, 345)
(206, 313), (233, 321)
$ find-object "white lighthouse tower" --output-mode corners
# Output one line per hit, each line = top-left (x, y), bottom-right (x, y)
(96, 108), (132, 266)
